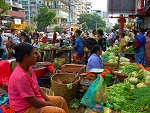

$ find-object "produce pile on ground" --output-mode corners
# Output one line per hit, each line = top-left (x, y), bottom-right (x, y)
(108, 83), (150, 112)
(108, 63), (150, 112)
(125, 46), (135, 54)
(107, 53), (118, 64)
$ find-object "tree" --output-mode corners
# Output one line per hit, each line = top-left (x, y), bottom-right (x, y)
(24, 26), (33, 33)
(78, 13), (106, 30)
(0, 0), (11, 17)
(105, 27), (111, 33)
(33, 5), (57, 31)
(113, 23), (120, 31)
(53, 26), (62, 34)
(82, 22), (88, 32)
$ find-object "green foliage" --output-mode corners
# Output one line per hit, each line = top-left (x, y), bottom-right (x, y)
(113, 23), (120, 31)
(23, 26), (33, 33)
(105, 27), (111, 33)
(53, 26), (62, 34)
(97, 27), (104, 31)
(82, 22), (88, 32)
(78, 13), (106, 30)
(33, 5), (57, 31)
(0, 0), (11, 17)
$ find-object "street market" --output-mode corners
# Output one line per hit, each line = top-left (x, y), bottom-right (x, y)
(1, 0), (150, 113)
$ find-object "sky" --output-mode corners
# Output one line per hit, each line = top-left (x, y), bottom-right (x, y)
(90, 0), (117, 24)
(90, 0), (108, 11)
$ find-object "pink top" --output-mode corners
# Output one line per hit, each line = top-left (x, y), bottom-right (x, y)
(8, 65), (45, 113)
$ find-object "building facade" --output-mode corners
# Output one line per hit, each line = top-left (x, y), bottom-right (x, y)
(86, 1), (92, 13)
(0, 0), (25, 30)
(18, 0), (44, 23)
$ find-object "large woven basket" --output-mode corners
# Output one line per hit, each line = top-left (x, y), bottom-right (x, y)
(112, 69), (128, 82)
(103, 61), (118, 72)
(51, 73), (80, 103)
(60, 64), (86, 74)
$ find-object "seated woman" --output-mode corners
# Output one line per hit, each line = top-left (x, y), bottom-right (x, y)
(8, 42), (69, 113)
(86, 45), (103, 72)
(54, 50), (65, 73)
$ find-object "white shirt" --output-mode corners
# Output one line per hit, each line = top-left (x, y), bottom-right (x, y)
(9, 33), (19, 43)
(107, 32), (115, 40)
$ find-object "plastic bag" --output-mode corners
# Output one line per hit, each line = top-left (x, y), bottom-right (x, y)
(81, 75), (108, 108)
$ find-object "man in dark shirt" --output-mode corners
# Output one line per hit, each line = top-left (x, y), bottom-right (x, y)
(97, 29), (106, 51)
(33, 30), (39, 41)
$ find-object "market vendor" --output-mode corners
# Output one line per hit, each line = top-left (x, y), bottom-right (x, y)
(8, 42), (69, 113)
(54, 50), (65, 73)
(86, 45), (103, 72)
(119, 32), (127, 57)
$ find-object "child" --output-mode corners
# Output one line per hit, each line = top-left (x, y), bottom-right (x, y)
(54, 50), (65, 73)
(33, 40), (40, 49)
(119, 32), (127, 57)
(55, 39), (60, 48)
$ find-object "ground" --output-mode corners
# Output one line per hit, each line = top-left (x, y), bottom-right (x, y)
(69, 106), (86, 113)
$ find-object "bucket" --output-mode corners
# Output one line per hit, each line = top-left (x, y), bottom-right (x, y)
(105, 74), (113, 84)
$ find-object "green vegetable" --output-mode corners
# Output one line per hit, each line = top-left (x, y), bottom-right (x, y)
(107, 83), (132, 111)
(122, 87), (150, 112)
(121, 63), (140, 75)
(125, 46), (135, 54)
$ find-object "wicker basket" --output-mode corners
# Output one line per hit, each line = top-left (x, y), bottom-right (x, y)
(60, 64), (86, 74)
(112, 69), (128, 82)
(103, 61), (118, 72)
(51, 73), (80, 103)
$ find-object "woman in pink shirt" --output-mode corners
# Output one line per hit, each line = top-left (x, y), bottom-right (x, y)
(8, 42), (69, 113)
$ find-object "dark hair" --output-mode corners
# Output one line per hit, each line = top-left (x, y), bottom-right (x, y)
(140, 29), (145, 33)
(8, 36), (12, 40)
(11, 29), (15, 33)
(12, 42), (34, 62)
(0, 29), (3, 46)
(21, 32), (26, 37)
(121, 32), (125, 37)
(146, 31), (150, 37)
(76, 29), (82, 36)
(92, 45), (101, 54)
(56, 50), (64, 57)
(56, 39), (59, 43)
(93, 29), (96, 34)
(97, 29), (104, 36)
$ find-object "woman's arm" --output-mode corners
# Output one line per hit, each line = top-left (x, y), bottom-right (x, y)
(39, 87), (51, 102)
(24, 96), (53, 108)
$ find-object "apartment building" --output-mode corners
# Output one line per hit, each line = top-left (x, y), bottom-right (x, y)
(0, 0), (25, 29)
(18, 0), (44, 22)
(86, 1), (92, 13)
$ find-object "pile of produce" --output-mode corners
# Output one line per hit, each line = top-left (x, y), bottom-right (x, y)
(44, 44), (56, 50)
(107, 53), (118, 64)
(107, 83), (132, 111)
(119, 57), (130, 70)
(111, 45), (119, 56)
(39, 43), (48, 52)
(108, 83), (150, 112)
(121, 63), (140, 75)
(125, 46), (135, 54)
(122, 87), (150, 113)
(60, 45), (72, 50)
(124, 68), (150, 88)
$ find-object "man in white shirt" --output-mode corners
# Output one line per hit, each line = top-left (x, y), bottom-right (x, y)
(9, 29), (19, 44)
